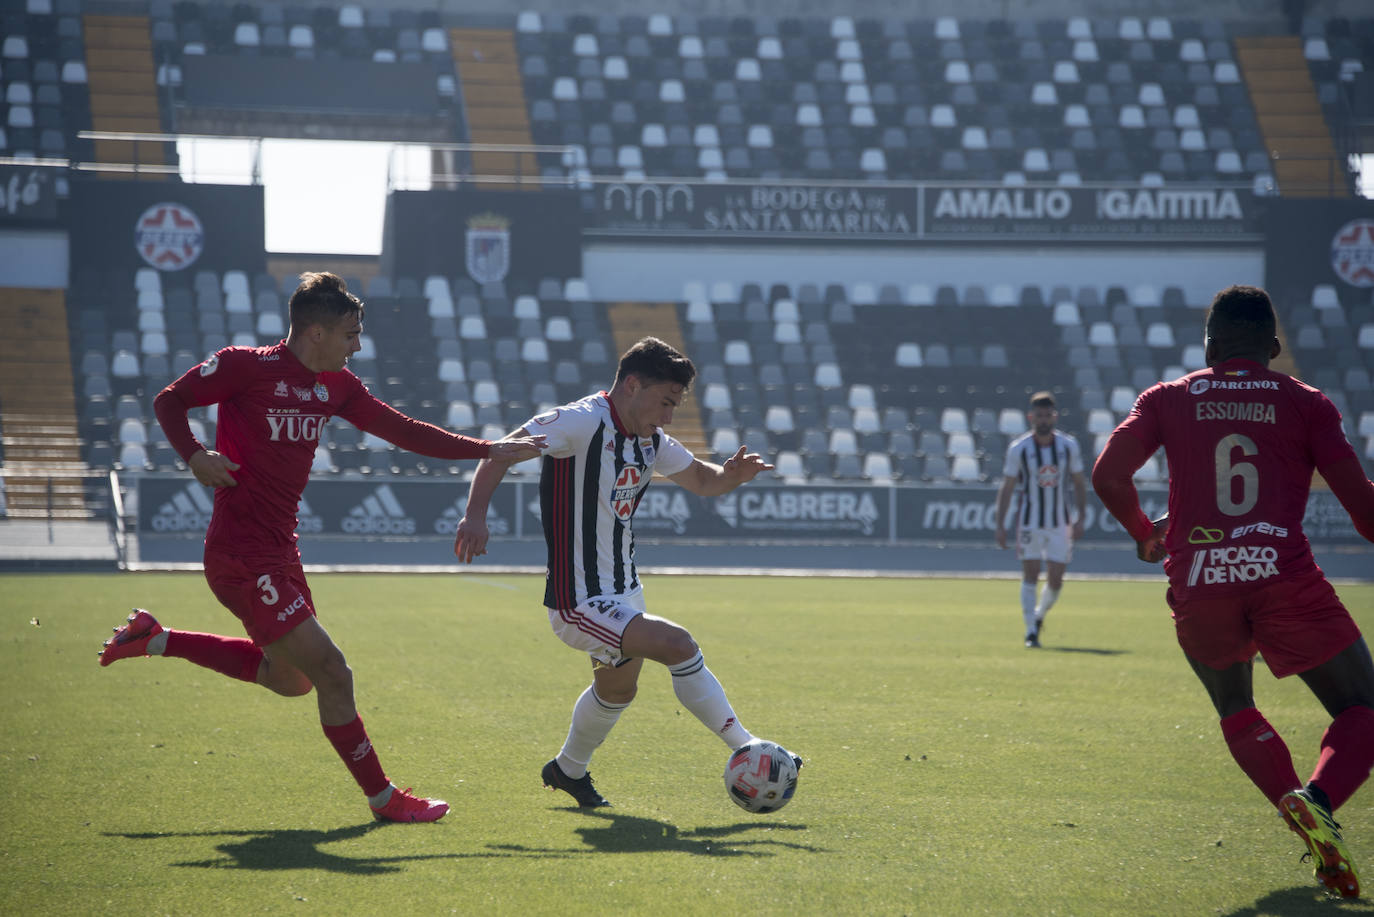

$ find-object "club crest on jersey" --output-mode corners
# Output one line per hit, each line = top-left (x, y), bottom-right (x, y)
(200, 354), (219, 377)
(1036, 464), (1060, 488)
(313, 382), (329, 402)
(641, 441), (656, 464)
(611, 466), (644, 520)
(274, 381), (288, 397)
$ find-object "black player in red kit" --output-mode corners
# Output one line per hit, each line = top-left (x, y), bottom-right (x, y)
(98, 272), (545, 821)
(1094, 285), (1374, 897)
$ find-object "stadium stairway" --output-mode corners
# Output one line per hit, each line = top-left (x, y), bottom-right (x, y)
(82, 13), (165, 174)
(0, 288), (88, 518)
(449, 28), (538, 189)
(1236, 35), (1345, 198)
(606, 302), (708, 456)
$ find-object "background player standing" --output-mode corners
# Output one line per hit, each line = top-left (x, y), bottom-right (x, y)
(994, 391), (1087, 647)
(1093, 284), (1374, 897)
(453, 336), (791, 807)
(98, 272), (545, 822)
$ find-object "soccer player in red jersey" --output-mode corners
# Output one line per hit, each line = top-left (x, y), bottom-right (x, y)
(98, 272), (545, 822)
(1093, 285), (1374, 897)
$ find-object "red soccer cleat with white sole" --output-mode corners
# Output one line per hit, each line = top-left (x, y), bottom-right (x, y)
(370, 787), (449, 823)
(98, 609), (164, 666)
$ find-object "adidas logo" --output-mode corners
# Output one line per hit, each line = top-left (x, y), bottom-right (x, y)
(432, 496), (508, 536)
(296, 496), (323, 535)
(341, 484), (416, 535)
(150, 481), (214, 532)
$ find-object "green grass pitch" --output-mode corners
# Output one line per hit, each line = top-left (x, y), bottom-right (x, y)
(1, 571), (1372, 916)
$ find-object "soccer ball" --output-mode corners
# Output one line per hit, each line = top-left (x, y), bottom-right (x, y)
(724, 739), (799, 813)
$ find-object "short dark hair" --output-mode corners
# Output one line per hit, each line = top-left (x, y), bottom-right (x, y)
(613, 336), (695, 391)
(1029, 391), (1056, 409)
(1205, 285), (1276, 355)
(289, 272), (364, 330)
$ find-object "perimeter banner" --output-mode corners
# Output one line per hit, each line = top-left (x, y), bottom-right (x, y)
(588, 182), (1261, 242)
(136, 477), (1365, 556)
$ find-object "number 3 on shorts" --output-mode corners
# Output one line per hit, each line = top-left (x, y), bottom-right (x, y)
(257, 574), (279, 606)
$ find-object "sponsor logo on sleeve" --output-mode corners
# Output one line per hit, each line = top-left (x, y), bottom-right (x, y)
(199, 354), (219, 377)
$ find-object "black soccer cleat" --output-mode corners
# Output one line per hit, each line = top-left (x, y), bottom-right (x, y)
(1025, 631), (1041, 648)
(541, 759), (611, 808)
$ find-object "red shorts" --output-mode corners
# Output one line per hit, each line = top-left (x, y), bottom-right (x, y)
(203, 548), (317, 647)
(1167, 567), (1361, 678)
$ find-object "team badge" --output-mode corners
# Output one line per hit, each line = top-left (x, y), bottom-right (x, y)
(465, 212), (511, 284)
(1036, 464), (1060, 488)
(1331, 219), (1374, 287)
(611, 466), (643, 520)
(135, 201), (204, 271)
(313, 382), (329, 402)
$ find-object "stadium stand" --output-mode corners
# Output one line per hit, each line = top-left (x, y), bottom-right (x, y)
(9, 2), (1374, 511)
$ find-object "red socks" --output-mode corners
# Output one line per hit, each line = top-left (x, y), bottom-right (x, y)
(1220, 707), (1301, 807)
(164, 630), (263, 683)
(322, 715), (390, 797)
(1310, 705), (1374, 811)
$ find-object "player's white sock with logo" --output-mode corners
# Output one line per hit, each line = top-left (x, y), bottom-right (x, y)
(670, 650), (754, 748)
(557, 685), (628, 780)
(1036, 587), (1060, 620)
(1021, 583), (1038, 633)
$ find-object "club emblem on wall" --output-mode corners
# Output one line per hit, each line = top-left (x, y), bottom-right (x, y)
(135, 201), (204, 271)
(1331, 218), (1374, 287)
(465, 212), (510, 284)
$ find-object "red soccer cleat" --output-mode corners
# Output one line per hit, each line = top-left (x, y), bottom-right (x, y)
(370, 787), (449, 823)
(99, 609), (164, 666)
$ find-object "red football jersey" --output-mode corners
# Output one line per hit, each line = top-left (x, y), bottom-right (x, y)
(155, 341), (488, 561)
(1114, 357), (1358, 595)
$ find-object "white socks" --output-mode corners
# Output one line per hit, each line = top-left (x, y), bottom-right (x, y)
(1036, 587), (1060, 620)
(1020, 582), (1038, 633)
(557, 685), (628, 779)
(669, 650), (753, 749)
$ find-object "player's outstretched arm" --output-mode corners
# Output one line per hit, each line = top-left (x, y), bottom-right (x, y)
(1318, 455), (1374, 544)
(1091, 430), (1158, 555)
(454, 427), (535, 563)
(670, 446), (774, 496)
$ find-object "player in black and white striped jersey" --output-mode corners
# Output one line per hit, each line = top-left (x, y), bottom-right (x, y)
(994, 391), (1087, 647)
(454, 337), (782, 807)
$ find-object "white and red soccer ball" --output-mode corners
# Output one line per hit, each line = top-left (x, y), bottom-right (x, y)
(724, 739), (799, 814)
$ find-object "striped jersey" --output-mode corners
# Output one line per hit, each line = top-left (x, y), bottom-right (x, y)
(529, 392), (694, 610)
(1002, 430), (1084, 530)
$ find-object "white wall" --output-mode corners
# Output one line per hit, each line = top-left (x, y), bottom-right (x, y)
(0, 231), (68, 289)
(583, 242), (1264, 307)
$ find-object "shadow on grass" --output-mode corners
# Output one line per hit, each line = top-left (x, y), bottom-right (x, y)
(1220, 885), (1373, 916)
(107, 811), (823, 872)
(1041, 646), (1129, 656)
(108, 823), (488, 874)
(489, 809), (823, 858)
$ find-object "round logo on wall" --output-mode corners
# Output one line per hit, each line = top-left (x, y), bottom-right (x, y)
(135, 202), (204, 271)
(1330, 218), (1374, 287)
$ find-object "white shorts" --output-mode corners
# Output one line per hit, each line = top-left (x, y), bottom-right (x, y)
(1017, 526), (1073, 564)
(547, 589), (646, 666)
